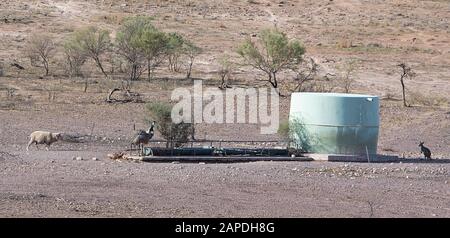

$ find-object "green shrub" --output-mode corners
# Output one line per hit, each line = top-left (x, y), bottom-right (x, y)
(146, 101), (193, 148)
(277, 120), (290, 139)
(278, 118), (313, 152)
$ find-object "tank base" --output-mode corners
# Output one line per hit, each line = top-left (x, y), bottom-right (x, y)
(304, 153), (399, 162)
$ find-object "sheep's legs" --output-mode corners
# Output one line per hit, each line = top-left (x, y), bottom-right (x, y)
(26, 139), (34, 151)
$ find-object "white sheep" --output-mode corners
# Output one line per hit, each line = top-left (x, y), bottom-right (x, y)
(26, 131), (63, 151)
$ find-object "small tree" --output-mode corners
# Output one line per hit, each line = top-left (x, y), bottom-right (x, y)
(183, 40), (201, 79)
(292, 57), (319, 92)
(218, 55), (235, 89)
(397, 63), (415, 107)
(237, 28), (305, 90)
(166, 32), (185, 72)
(68, 26), (111, 78)
(146, 101), (193, 148)
(63, 39), (88, 77)
(139, 28), (168, 80)
(340, 59), (357, 93)
(25, 34), (55, 76)
(116, 16), (154, 81)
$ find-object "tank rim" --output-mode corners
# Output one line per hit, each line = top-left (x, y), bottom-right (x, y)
(291, 92), (378, 98)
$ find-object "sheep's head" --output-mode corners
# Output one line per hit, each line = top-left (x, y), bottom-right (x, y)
(54, 133), (63, 140)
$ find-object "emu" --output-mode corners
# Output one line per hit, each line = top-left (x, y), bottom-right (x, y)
(131, 121), (155, 156)
(418, 142), (431, 159)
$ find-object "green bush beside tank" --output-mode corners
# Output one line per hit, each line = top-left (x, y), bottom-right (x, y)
(289, 93), (379, 155)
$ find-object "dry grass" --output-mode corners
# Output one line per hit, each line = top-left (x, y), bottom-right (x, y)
(409, 91), (449, 108)
(0, 84), (30, 110)
(336, 39), (353, 49)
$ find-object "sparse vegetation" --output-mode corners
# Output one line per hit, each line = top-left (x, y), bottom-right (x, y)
(146, 101), (194, 148)
(397, 63), (416, 107)
(291, 57), (319, 92)
(218, 55), (235, 89)
(139, 27), (169, 80)
(277, 120), (290, 140)
(0, 85), (25, 110)
(66, 26), (111, 78)
(339, 59), (358, 93)
(336, 39), (353, 49)
(182, 40), (201, 80)
(115, 16), (154, 81)
(1, 0), (450, 218)
(166, 32), (185, 72)
(278, 118), (313, 152)
(237, 28), (305, 91)
(63, 38), (88, 77)
(247, 0), (259, 4)
(24, 34), (55, 76)
(115, 16), (199, 81)
(409, 91), (449, 107)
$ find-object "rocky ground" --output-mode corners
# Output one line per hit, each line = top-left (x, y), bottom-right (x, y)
(1, 150), (449, 217)
(1, 95), (448, 218)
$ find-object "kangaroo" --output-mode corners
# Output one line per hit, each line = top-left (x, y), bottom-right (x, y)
(418, 142), (431, 159)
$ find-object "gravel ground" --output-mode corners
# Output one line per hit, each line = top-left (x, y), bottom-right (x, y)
(0, 99), (448, 218)
(1, 148), (448, 217)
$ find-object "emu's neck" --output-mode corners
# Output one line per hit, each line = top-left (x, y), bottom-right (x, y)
(146, 125), (154, 134)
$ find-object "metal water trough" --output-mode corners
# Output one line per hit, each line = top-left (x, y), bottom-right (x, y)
(142, 147), (289, 157)
(124, 139), (303, 162)
(130, 140), (399, 163)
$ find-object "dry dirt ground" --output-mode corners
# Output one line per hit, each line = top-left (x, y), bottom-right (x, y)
(1, 151), (449, 218)
(0, 0), (449, 217)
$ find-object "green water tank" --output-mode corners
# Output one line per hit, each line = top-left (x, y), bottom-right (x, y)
(289, 92), (379, 155)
